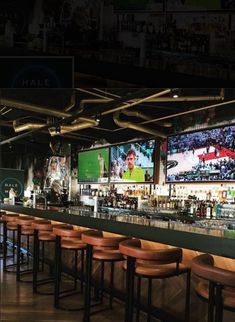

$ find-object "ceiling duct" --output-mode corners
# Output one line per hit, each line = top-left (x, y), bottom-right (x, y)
(122, 109), (173, 127)
(13, 121), (46, 133)
(48, 117), (99, 136)
(0, 92), (75, 118)
(113, 112), (167, 138)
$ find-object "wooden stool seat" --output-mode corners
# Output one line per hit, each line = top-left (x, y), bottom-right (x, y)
(192, 253), (235, 321)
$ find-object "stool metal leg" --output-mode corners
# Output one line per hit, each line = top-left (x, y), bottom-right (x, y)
(33, 230), (39, 293)
(3, 221), (7, 271)
(109, 261), (114, 309)
(136, 276), (141, 322)
(81, 249), (84, 293)
(100, 261), (104, 303)
(215, 284), (223, 322)
(16, 224), (21, 281)
(185, 270), (191, 322)
(54, 235), (61, 308)
(147, 278), (152, 322)
(208, 282), (215, 322)
(125, 256), (136, 322)
(74, 249), (78, 289)
(83, 244), (93, 322)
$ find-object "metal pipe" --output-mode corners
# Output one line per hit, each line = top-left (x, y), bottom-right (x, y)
(1, 98), (72, 118)
(13, 121), (46, 133)
(140, 99), (235, 126)
(102, 89), (172, 116)
(122, 110), (173, 127)
(145, 95), (224, 102)
(113, 112), (167, 138)
(49, 117), (99, 136)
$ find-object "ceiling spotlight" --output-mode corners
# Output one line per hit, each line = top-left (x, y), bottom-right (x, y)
(171, 88), (180, 98)
(95, 115), (100, 123)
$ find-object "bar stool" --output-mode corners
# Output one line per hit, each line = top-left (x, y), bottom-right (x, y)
(2, 213), (20, 271)
(31, 219), (56, 294)
(52, 225), (86, 310)
(16, 215), (35, 282)
(119, 238), (191, 322)
(191, 253), (235, 322)
(81, 230), (128, 322)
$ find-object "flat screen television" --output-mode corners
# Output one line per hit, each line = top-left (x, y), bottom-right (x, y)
(78, 147), (109, 183)
(166, 124), (235, 182)
(110, 139), (155, 183)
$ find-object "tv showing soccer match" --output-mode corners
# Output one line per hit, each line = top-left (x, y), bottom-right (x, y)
(110, 139), (155, 183)
(78, 147), (109, 183)
(166, 124), (235, 182)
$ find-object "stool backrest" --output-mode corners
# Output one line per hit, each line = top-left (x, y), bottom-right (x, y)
(192, 254), (235, 288)
(32, 219), (52, 231)
(53, 225), (81, 238)
(119, 238), (183, 264)
(81, 230), (128, 247)
(2, 213), (19, 222)
(16, 216), (34, 226)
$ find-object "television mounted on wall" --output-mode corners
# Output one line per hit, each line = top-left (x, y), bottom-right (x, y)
(78, 147), (109, 183)
(110, 139), (156, 183)
(166, 123), (235, 182)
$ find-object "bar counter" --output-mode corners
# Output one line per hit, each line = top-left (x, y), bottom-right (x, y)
(1, 204), (235, 259)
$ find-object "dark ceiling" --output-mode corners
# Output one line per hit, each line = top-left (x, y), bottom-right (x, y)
(1, 88), (235, 156)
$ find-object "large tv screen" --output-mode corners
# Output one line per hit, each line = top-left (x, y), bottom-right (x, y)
(110, 139), (155, 183)
(166, 124), (235, 182)
(78, 147), (109, 183)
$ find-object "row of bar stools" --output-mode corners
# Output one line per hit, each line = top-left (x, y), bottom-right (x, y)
(192, 253), (235, 322)
(16, 215), (35, 282)
(119, 238), (191, 322)
(2, 213), (19, 271)
(52, 225), (86, 310)
(81, 230), (128, 322)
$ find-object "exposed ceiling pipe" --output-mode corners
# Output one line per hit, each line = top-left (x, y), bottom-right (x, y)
(140, 99), (235, 125)
(113, 112), (167, 138)
(122, 109), (173, 127)
(49, 117), (99, 136)
(102, 89), (171, 116)
(13, 121), (46, 133)
(1, 92), (75, 118)
(1, 98), (71, 118)
(145, 95), (224, 102)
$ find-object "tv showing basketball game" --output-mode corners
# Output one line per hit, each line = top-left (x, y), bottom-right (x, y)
(110, 139), (155, 183)
(166, 124), (235, 182)
(78, 147), (109, 183)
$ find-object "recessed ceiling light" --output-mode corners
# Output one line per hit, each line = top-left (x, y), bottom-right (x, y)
(173, 94), (178, 98)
